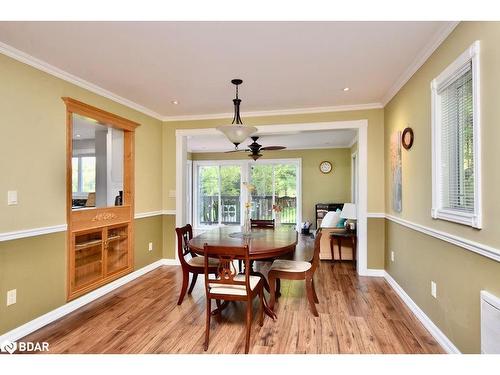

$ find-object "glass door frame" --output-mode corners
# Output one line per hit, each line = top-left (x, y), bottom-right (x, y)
(192, 158), (302, 230)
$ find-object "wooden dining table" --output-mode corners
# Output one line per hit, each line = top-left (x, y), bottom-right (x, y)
(188, 226), (298, 319)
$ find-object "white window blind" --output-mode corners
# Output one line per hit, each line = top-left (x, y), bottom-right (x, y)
(431, 41), (481, 228)
(438, 63), (474, 212)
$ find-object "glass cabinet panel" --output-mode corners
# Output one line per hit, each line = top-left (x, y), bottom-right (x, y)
(106, 225), (129, 275)
(74, 230), (103, 289)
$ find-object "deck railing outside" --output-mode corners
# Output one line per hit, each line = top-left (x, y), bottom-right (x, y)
(199, 195), (297, 225)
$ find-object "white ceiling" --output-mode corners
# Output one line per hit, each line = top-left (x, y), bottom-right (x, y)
(188, 129), (357, 153)
(0, 21), (456, 119)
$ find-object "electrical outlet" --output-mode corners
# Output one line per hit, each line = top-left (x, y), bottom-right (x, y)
(148, 242), (153, 252)
(431, 281), (437, 298)
(391, 251), (395, 262)
(7, 289), (16, 306)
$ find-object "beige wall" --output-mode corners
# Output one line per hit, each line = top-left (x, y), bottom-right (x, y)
(384, 22), (500, 353)
(191, 148), (352, 224)
(0, 53), (163, 233)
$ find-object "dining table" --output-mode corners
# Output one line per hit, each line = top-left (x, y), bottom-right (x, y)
(188, 225), (298, 319)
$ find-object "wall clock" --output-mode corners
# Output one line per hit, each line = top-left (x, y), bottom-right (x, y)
(402, 127), (414, 150)
(319, 161), (333, 174)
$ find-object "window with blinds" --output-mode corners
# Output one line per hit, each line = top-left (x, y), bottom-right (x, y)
(431, 41), (481, 228)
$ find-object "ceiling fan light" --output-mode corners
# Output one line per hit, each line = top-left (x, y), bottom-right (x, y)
(216, 124), (257, 146)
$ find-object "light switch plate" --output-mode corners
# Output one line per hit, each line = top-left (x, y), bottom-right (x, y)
(148, 242), (153, 251)
(7, 190), (18, 205)
(7, 289), (16, 306)
(431, 281), (437, 298)
(391, 251), (395, 262)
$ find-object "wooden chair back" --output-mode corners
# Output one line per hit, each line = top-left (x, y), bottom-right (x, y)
(203, 244), (251, 296)
(309, 232), (322, 274)
(250, 219), (275, 229)
(175, 224), (196, 267)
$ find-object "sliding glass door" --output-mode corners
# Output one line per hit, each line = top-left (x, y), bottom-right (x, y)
(196, 164), (242, 227)
(194, 159), (300, 229)
(250, 162), (298, 225)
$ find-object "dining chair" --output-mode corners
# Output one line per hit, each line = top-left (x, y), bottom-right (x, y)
(268, 232), (322, 317)
(250, 219), (275, 229)
(203, 243), (264, 354)
(175, 224), (219, 305)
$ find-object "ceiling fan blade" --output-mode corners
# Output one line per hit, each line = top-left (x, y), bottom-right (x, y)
(225, 149), (249, 153)
(260, 146), (286, 151)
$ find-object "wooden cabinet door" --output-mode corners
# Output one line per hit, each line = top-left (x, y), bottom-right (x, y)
(73, 228), (104, 290)
(105, 224), (130, 276)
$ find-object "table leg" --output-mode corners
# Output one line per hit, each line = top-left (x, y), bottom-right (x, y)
(211, 300), (230, 316)
(337, 237), (343, 261)
(329, 236), (335, 262)
(248, 260), (270, 293)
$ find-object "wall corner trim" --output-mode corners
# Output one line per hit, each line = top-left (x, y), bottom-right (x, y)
(386, 214), (500, 263)
(0, 258), (179, 343)
(383, 271), (461, 354)
(0, 224), (67, 242)
(134, 211), (164, 219)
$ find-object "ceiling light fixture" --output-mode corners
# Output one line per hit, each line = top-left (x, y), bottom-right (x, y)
(75, 134), (81, 138)
(343, 87), (350, 92)
(171, 100), (179, 105)
(216, 79), (257, 149)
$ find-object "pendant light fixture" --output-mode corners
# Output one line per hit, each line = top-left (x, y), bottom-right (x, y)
(216, 79), (257, 149)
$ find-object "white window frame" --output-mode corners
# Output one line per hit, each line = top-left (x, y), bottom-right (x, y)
(431, 41), (481, 228)
(192, 158), (302, 230)
(72, 154), (96, 198)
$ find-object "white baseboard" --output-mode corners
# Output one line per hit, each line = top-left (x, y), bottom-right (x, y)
(383, 271), (461, 354)
(0, 259), (173, 343)
(161, 258), (180, 265)
(361, 268), (385, 277)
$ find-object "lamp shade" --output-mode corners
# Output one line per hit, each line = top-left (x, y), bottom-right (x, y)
(216, 124), (257, 146)
(340, 203), (357, 220)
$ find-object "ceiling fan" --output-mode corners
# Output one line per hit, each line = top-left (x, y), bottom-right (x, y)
(226, 136), (286, 160)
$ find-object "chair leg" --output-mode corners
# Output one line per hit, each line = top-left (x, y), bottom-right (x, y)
(305, 277), (319, 317)
(311, 278), (319, 304)
(204, 297), (211, 351)
(268, 274), (277, 311)
(177, 270), (189, 305)
(258, 289), (264, 327)
(187, 273), (198, 294)
(276, 278), (281, 298)
(238, 259), (243, 273)
(245, 298), (253, 354)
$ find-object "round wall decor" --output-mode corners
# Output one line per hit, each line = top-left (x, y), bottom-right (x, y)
(402, 127), (414, 150)
(319, 161), (333, 174)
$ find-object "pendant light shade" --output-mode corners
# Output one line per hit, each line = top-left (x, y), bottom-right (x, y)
(216, 79), (257, 148)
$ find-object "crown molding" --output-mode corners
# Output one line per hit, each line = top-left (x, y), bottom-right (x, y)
(381, 21), (460, 106)
(0, 41), (164, 121)
(162, 102), (383, 122)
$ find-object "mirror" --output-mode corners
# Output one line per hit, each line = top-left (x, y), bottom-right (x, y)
(71, 114), (124, 209)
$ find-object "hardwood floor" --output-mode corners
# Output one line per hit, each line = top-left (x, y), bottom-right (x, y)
(22, 249), (444, 354)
